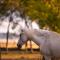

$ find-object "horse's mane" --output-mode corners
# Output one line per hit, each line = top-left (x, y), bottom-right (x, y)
(33, 29), (60, 39)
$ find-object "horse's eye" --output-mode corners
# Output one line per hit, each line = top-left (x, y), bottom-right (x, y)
(21, 30), (23, 32)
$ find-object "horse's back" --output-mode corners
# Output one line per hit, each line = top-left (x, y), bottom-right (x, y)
(48, 31), (60, 57)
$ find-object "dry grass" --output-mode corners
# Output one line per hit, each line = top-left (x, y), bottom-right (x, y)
(0, 39), (41, 60)
(1, 53), (42, 60)
(1, 53), (60, 60)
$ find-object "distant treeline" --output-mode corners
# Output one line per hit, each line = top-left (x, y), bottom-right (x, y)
(0, 33), (19, 39)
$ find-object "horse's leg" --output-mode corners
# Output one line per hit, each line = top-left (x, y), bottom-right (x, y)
(42, 56), (45, 60)
(25, 42), (28, 52)
(51, 57), (55, 60)
(42, 56), (51, 60)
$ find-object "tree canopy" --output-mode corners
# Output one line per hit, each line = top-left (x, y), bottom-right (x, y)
(0, 0), (60, 32)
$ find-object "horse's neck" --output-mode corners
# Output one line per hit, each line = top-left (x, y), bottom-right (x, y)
(32, 32), (47, 46)
(25, 28), (47, 46)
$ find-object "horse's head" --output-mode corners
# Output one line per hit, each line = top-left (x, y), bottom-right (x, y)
(12, 18), (33, 49)
(17, 31), (28, 49)
(17, 20), (31, 49)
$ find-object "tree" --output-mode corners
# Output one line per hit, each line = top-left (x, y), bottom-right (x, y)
(0, 0), (60, 32)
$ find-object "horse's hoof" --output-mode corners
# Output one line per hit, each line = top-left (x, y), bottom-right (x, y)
(51, 57), (55, 60)
(42, 56), (45, 60)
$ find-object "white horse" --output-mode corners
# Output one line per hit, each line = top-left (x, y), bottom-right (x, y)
(17, 20), (60, 60)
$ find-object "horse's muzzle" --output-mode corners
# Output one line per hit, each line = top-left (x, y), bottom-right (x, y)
(17, 44), (22, 49)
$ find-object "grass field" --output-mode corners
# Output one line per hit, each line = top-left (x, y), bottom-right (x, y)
(1, 50), (60, 60)
(1, 52), (43, 60)
(0, 39), (41, 60)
